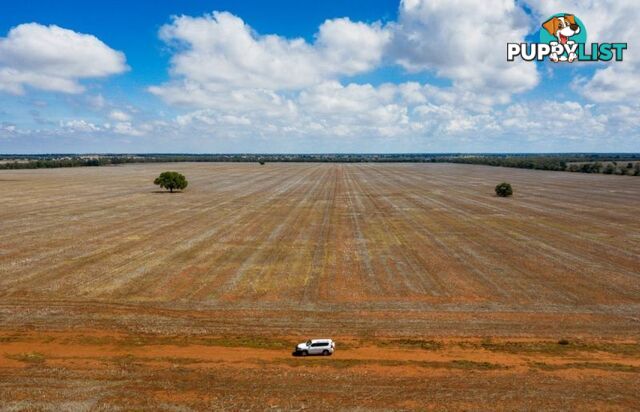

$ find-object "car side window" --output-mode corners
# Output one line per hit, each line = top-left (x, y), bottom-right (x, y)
(311, 342), (327, 347)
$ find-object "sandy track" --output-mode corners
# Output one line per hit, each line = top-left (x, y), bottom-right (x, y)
(1, 331), (639, 410)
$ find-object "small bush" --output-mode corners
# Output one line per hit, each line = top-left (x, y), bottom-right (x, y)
(558, 339), (570, 345)
(495, 182), (513, 197)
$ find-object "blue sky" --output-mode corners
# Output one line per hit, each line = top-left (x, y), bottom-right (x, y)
(0, 0), (638, 153)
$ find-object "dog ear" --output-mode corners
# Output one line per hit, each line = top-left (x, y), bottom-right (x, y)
(542, 17), (559, 36)
(564, 14), (576, 25)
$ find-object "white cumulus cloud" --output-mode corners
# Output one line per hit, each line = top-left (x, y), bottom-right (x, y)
(0, 23), (127, 94)
(389, 0), (539, 103)
(149, 11), (390, 105)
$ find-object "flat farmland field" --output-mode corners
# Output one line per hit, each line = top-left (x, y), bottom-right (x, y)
(1, 163), (639, 410)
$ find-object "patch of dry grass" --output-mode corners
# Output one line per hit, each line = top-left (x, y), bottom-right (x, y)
(530, 361), (640, 373)
(467, 340), (640, 356)
(376, 339), (444, 350)
(5, 352), (46, 364)
(281, 357), (508, 370)
(62, 334), (294, 350)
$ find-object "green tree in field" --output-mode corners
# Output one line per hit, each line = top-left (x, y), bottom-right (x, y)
(495, 182), (513, 197)
(154, 171), (188, 193)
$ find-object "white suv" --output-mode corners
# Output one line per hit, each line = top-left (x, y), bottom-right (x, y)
(294, 339), (335, 356)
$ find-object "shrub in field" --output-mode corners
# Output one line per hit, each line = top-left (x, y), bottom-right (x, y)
(495, 182), (513, 197)
(154, 171), (188, 193)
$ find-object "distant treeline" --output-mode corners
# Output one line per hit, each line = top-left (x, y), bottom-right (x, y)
(444, 154), (640, 175)
(444, 155), (569, 171)
(0, 156), (138, 169)
(0, 153), (461, 167)
(1, 153), (639, 175)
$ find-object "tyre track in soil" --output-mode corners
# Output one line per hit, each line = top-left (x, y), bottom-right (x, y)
(268, 164), (338, 302)
(349, 164), (490, 300)
(0, 165), (245, 243)
(367, 165), (578, 304)
(283, 166), (338, 305)
(400, 166), (632, 303)
(370, 165), (640, 303)
(103, 164), (320, 301)
(0, 164), (287, 291)
(343, 164), (444, 298)
(219, 164), (330, 302)
(295, 164), (337, 306)
(368, 165), (575, 304)
(126, 164), (322, 302)
(377, 165), (640, 304)
(304, 164), (375, 304)
(0, 164), (313, 299)
(1, 180), (265, 295)
(345, 167), (393, 299)
(1, 163), (638, 312)
(398, 164), (640, 263)
(432, 171), (640, 271)
(352, 165), (596, 306)
(343, 167), (398, 299)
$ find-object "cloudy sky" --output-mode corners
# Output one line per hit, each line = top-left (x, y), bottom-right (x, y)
(0, 0), (638, 153)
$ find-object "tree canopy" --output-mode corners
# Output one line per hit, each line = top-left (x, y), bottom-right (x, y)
(154, 171), (188, 193)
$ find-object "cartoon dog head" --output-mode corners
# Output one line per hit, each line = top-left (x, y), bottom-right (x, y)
(542, 14), (580, 44)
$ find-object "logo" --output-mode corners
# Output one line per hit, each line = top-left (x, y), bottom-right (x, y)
(507, 13), (627, 63)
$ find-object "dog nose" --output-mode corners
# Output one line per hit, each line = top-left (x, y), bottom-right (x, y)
(570, 24), (579, 31)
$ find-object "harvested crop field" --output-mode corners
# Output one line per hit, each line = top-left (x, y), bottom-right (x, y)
(1, 163), (639, 409)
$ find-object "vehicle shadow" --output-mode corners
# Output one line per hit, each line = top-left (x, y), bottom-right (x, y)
(291, 351), (332, 357)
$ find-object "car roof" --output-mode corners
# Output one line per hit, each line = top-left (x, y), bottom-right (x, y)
(310, 338), (333, 342)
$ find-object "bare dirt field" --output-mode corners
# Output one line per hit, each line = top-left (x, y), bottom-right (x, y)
(1, 163), (639, 410)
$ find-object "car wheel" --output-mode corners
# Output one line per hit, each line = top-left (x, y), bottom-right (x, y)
(322, 350), (330, 356)
(301, 350), (308, 356)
